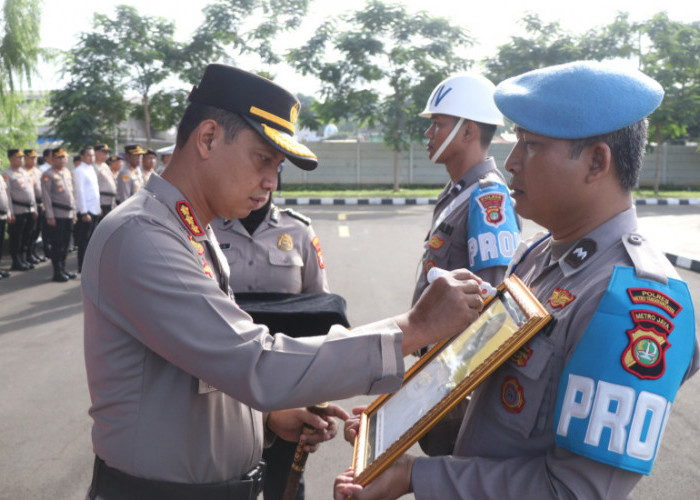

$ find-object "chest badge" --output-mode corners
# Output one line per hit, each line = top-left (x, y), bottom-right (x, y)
(428, 235), (444, 249)
(277, 234), (294, 251)
(548, 288), (576, 309)
(501, 376), (525, 413)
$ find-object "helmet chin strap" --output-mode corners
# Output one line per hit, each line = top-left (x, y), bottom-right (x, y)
(430, 118), (464, 163)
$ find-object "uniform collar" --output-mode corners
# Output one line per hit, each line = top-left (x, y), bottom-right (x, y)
(553, 207), (638, 277)
(446, 158), (500, 198)
(145, 175), (208, 241)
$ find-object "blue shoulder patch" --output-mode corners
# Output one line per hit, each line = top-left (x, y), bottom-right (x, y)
(467, 182), (520, 272)
(554, 266), (695, 475)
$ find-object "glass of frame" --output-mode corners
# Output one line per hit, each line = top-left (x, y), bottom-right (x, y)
(351, 274), (551, 485)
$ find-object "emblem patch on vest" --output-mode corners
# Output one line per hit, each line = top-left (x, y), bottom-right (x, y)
(176, 201), (204, 236)
(627, 288), (681, 318)
(501, 376), (525, 413)
(476, 193), (505, 227)
(548, 288), (576, 309)
(510, 344), (533, 367)
(622, 309), (674, 380)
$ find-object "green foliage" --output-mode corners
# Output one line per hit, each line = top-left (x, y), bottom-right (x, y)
(0, 0), (42, 93)
(0, 91), (43, 151)
(287, 0), (473, 191)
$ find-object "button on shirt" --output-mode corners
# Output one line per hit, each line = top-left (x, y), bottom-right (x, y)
(82, 174), (405, 483)
(73, 162), (101, 215)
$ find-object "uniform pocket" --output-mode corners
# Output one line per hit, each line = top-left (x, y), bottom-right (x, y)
(268, 249), (304, 268)
(488, 335), (556, 438)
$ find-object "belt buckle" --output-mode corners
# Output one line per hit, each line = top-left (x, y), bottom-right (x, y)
(243, 461), (266, 497)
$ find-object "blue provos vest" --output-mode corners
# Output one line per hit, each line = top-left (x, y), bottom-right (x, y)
(467, 182), (520, 273)
(554, 266), (695, 475)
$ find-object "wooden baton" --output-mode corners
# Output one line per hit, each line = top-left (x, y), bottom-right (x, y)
(281, 402), (329, 500)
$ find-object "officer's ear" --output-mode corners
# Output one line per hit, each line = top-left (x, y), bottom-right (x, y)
(194, 120), (219, 159)
(585, 142), (612, 184)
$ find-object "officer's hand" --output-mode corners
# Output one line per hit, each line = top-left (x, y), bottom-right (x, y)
(333, 454), (415, 500)
(7, 215), (15, 224)
(46, 218), (55, 227)
(343, 406), (367, 444)
(268, 403), (350, 452)
(394, 269), (483, 355)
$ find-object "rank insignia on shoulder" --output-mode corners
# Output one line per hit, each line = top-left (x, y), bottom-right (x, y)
(281, 208), (311, 225)
(548, 288), (576, 309)
(177, 200), (205, 236)
(277, 233), (293, 251)
(564, 238), (597, 268)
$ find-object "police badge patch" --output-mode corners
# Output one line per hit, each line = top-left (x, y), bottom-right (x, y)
(476, 192), (506, 227)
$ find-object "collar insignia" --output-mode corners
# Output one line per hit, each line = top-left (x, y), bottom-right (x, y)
(176, 201), (204, 237)
(564, 238), (597, 268)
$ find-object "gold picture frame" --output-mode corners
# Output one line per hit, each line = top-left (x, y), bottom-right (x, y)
(351, 274), (551, 485)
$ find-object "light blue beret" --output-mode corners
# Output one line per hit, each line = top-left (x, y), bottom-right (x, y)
(494, 60), (664, 139)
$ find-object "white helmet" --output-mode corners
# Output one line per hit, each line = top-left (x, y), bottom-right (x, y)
(419, 73), (504, 126)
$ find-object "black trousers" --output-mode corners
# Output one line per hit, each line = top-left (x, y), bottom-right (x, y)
(48, 217), (73, 266)
(8, 212), (33, 260)
(0, 218), (5, 263)
(25, 205), (44, 256)
(74, 214), (98, 272)
(262, 439), (304, 500)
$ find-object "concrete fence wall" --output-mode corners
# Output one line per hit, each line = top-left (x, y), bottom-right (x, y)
(280, 141), (700, 188)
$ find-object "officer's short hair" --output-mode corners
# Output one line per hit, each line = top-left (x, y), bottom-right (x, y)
(568, 119), (648, 190)
(175, 102), (250, 149)
(80, 146), (95, 156)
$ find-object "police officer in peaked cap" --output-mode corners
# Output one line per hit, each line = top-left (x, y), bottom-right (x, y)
(82, 64), (483, 499)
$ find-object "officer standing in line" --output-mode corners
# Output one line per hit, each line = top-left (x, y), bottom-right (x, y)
(116, 144), (145, 203)
(93, 144), (117, 219)
(82, 64), (483, 499)
(212, 193), (329, 294)
(73, 146), (101, 273)
(0, 157), (12, 278)
(3, 149), (37, 271)
(40, 148), (53, 173)
(23, 149), (47, 264)
(141, 148), (159, 183)
(42, 147), (77, 282)
(412, 74), (521, 455)
(335, 61), (699, 500)
(212, 192), (329, 500)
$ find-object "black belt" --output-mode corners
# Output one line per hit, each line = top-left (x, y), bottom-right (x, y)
(12, 200), (34, 208)
(100, 192), (116, 197)
(51, 202), (74, 211)
(89, 456), (266, 500)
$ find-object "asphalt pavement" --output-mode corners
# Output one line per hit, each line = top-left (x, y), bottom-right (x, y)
(0, 203), (698, 499)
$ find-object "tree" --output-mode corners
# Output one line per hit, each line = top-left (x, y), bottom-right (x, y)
(638, 14), (700, 193)
(288, 0), (473, 191)
(0, 0), (43, 148)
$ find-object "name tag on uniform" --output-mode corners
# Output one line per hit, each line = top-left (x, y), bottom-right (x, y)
(198, 379), (219, 394)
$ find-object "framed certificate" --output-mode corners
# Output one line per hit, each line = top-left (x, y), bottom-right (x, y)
(351, 274), (551, 485)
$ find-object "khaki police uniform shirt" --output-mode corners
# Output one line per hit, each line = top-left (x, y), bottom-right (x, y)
(211, 206), (330, 294)
(2, 168), (36, 215)
(94, 162), (117, 208)
(116, 165), (143, 203)
(0, 174), (11, 220)
(412, 159), (513, 305)
(41, 167), (75, 219)
(82, 175), (405, 483)
(411, 208), (700, 499)
(24, 166), (43, 205)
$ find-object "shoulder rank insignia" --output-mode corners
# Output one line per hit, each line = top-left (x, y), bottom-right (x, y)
(176, 200), (205, 236)
(281, 208), (311, 225)
(548, 288), (576, 309)
(277, 233), (294, 251)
